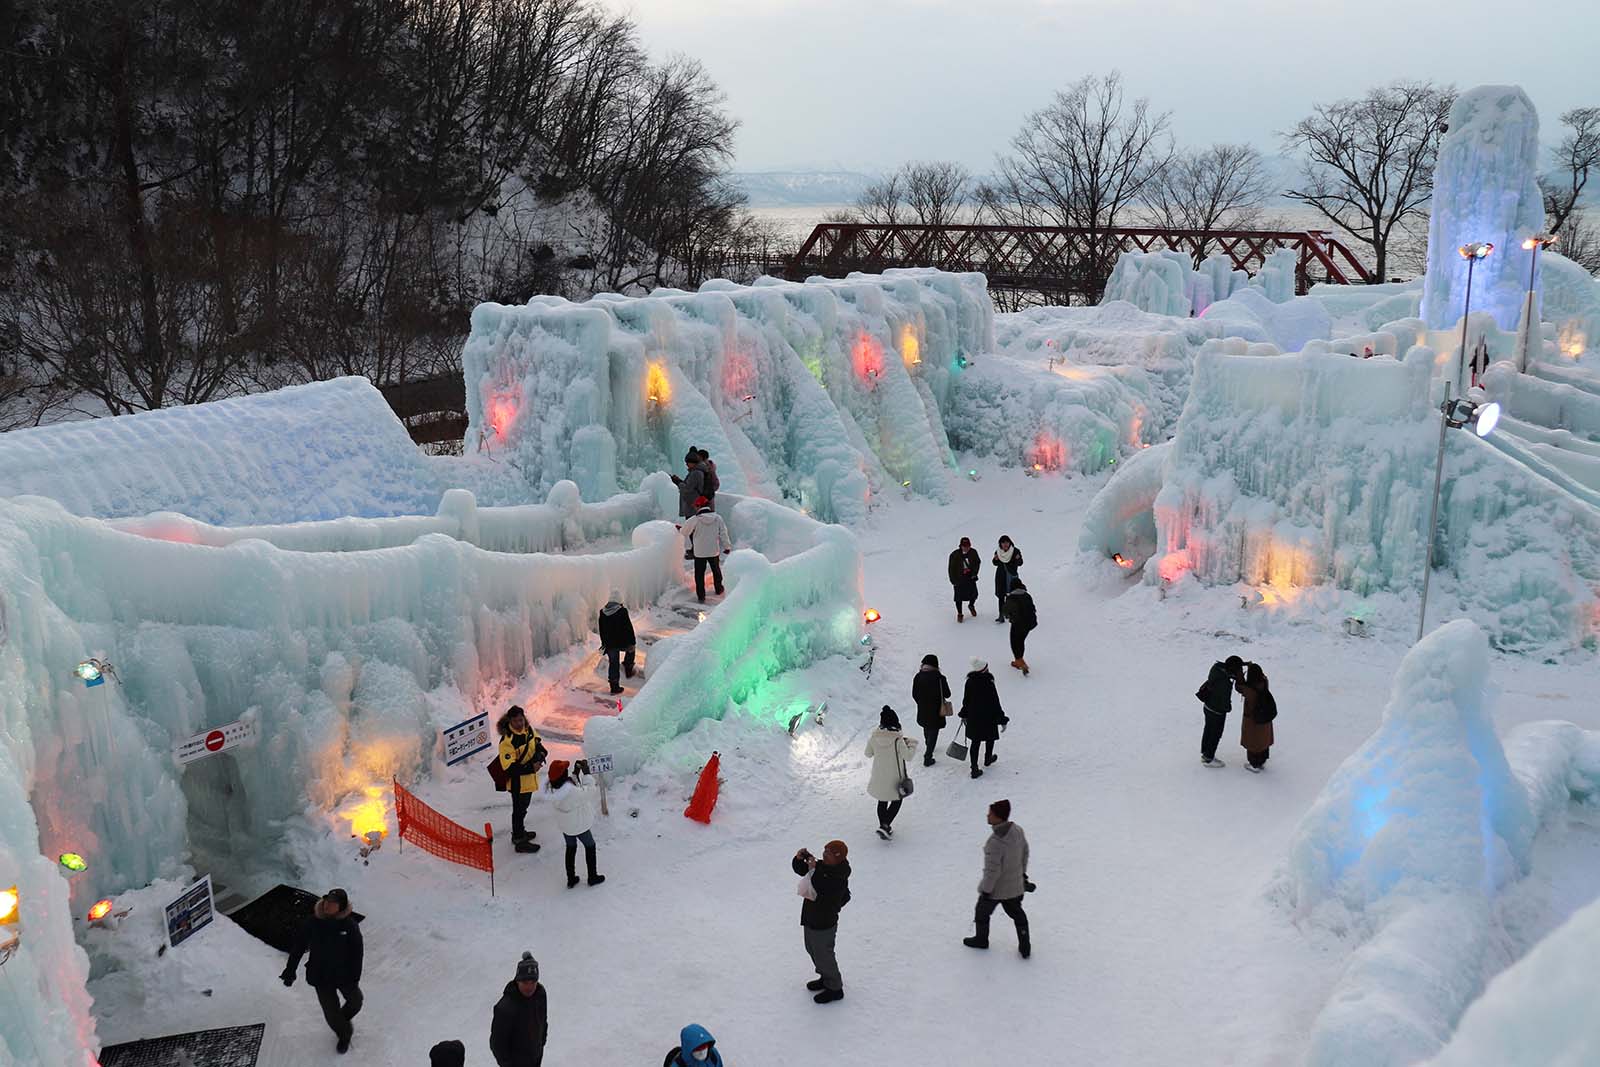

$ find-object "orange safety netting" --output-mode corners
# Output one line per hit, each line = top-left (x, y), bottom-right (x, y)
(394, 779), (495, 875)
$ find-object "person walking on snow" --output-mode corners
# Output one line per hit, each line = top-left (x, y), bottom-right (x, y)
(865, 706), (918, 839)
(912, 653), (951, 767)
(663, 1023), (723, 1067)
(1006, 579), (1037, 675)
(992, 536), (1023, 622)
(597, 591), (636, 695)
(547, 759), (605, 888)
(948, 536), (981, 621)
(696, 448), (720, 512)
(1237, 661), (1276, 772)
(497, 706), (545, 852)
(1196, 655), (1245, 768)
(681, 499), (731, 602)
(281, 888), (364, 1055)
(792, 839), (851, 1003)
(671, 449), (707, 520)
(963, 799), (1032, 958)
(490, 953), (547, 1067)
(959, 658), (1008, 778)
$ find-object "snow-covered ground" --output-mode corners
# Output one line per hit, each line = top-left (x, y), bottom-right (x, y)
(86, 464), (1600, 1066)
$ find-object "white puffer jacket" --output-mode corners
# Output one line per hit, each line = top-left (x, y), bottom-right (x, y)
(551, 779), (595, 836)
(864, 728), (917, 802)
(681, 509), (732, 559)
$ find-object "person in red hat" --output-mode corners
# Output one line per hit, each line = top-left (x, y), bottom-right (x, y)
(679, 498), (731, 602)
(546, 759), (604, 889)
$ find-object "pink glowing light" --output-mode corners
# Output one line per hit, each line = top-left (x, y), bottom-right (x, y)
(486, 395), (519, 440)
(851, 333), (884, 381)
(1157, 552), (1190, 583)
(1028, 432), (1067, 472)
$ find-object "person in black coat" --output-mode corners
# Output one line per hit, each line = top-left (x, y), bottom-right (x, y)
(1197, 655), (1245, 768)
(948, 537), (981, 621)
(959, 658), (1008, 778)
(597, 591), (636, 695)
(1005, 581), (1038, 675)
(671, 451), (707, 521)
(912, 653), (951, 766)
(281, 888), (364, 1054)
(490, 953), (548, 1067)
(992, 536), (1023, 622)
(792, 840), (851, 1003)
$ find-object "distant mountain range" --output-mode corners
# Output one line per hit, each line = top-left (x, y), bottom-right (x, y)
(730, 171), (879, 207)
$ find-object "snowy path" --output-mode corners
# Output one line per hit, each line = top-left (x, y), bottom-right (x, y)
(90, 467), (1600, 1066)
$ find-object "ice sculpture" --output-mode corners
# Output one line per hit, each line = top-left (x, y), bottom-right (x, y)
(0, 377), (446, 524)
(1100, 251), (1193, 317)
(460, 270), (994, 523)
(1420, 86), (1544, 333)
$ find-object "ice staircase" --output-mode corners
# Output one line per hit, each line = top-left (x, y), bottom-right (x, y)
(532, 587), (715, 753)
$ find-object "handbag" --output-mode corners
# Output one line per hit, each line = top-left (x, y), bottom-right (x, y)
(946, 723), (968, 760)
(939, 698), (954, 718)
(895, 738), (914, 799)
(796, 869), (817, 900)
(486, 752), (509, 792)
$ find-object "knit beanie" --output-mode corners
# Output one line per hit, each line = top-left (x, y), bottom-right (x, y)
(514, 951), (539, 983)
(970, 656), (987, 673)
(429, 1040), (466, 1067)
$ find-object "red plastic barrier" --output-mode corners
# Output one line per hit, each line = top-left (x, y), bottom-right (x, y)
(394, 779), (496, 893)
(684, 752), (721, 824)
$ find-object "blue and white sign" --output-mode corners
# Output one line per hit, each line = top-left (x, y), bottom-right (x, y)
(587, 754), (613, 776)
(443, 712), (492, 766)
(164, 875), (215, 949)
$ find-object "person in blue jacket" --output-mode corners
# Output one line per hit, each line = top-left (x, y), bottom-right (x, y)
(663, 1022), (723, 1066)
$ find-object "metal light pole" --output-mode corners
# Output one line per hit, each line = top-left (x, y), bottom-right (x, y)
(1420, 242), (1495, 643)
(1454, 242), (1492, 393)
(1515, 234), (1556, 373)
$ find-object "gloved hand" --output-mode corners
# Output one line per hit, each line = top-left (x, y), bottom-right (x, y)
(1000, 717), (1010, 733)
(280, 970), (295, 987)
(1024, 879), (1037, 893)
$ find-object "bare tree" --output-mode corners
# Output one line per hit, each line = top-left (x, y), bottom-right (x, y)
(902, 161), (970, 226)
(1146, 143), (1271, 262)
(1283, 81), (1454, 282)
(852, 172), (905, 225)
(989, 71), (1173, 299)
(1543, 106), (1600, 237)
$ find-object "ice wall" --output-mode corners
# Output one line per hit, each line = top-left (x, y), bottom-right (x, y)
(1421, 86), (1544, 333)
(1100, 251), (1192, 318)
(1082, 345), (1600, 650)
(585, 494), (862, 774)
(460, 270), (994, 524)
(0, 378), (446, 524)
(1199, 287), (1332, 352)
(1287, 621), (1600, 1067)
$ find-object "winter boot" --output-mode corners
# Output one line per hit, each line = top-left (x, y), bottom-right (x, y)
(805, 977), (827, 992)
(566, 874), (580, 889)
(876, 825), (890, 841)
(1018, 929), (1032, 959)
(1018, 659), (1030, 676)
(923, 753), (935, 767)
(609, 683), (624, 695)
(1010, 659), (1025, 672)
(1201, 756), (1226, 768)
(956, 609), (964, 623)
(813, 988), (844, 1004)
(970, 766), (983, 779)
(984, 752), (998, 767)
(515, 839), (541, 854)
(587, 874), (606, 887)
(963, 935), (989, 950)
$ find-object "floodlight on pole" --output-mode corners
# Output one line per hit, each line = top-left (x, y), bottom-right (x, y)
(1454, 243), (1493, 394)
(1417, 385), (1502, 643)
(1515, 234), (1557, 372)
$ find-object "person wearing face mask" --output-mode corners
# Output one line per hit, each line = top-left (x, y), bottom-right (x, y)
(662, 1023), (723, 1067)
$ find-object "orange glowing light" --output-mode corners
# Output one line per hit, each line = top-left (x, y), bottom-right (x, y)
(0, 886), (17, 925)
(486, 395), (518, 440)
(1112, 553), (1134, 569)
(345, 785), (389, 841)
(646, 361), (672, 405)
(86, 898), (114, 922)
(900, 324), (921, 367)
(863, 608), (882, 623)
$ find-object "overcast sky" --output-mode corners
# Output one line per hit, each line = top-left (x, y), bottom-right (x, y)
(604, 0), (1599, 173)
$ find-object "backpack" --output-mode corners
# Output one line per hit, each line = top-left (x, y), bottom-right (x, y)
(1257, 690), (1278, 723)
(702, 462), (720, 495)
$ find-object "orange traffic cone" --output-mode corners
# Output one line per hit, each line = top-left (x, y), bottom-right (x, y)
(684, 751), (722, 824)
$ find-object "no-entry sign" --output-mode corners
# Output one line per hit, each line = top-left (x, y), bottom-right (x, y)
(174, 718), (258, 765)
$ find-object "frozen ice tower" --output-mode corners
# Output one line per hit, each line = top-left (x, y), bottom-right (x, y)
(1420, 85), (1544, 332)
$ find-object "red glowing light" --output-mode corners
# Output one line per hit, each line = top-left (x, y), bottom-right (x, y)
(486, 395), (518, 440)
(1157, 552), (1190, 583)
(1028, 432), (1066, 473)
(851, 333), (884, 381)
(863, 608), (882, 624)
(86, 898), (113, 922)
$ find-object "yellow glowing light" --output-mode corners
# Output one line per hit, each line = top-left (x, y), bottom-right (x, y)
(86, 899), (113, 922)
(900, 325), (921, 367)
(646, 362), (672, 406)
(346, 785), (389, 841)
(863, 608), (882, 624)
(0, 886), (17, 925)
(1052, 364), (1096, 382)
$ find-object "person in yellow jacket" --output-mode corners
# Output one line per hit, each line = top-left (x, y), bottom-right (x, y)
(497, 706), (545, 854)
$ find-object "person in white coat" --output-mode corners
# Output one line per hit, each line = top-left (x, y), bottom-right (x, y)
(680, 498), (732, 602)
(546, 760), (605, 889)
(864, 706), (918, 840)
